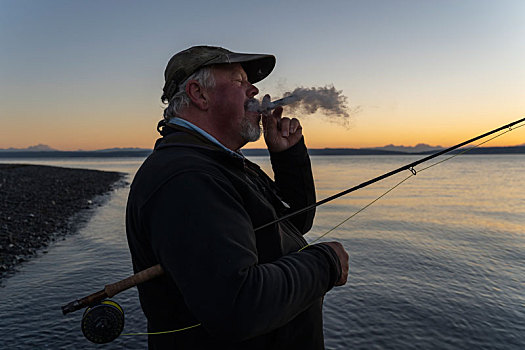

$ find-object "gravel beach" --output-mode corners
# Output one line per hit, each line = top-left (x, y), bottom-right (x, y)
(0, 164), (124, 281)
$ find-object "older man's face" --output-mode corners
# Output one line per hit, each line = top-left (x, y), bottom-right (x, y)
(206, 63), (261, 147)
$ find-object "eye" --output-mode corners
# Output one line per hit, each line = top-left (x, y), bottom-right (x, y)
(232, 73), (248, 85)
(233, 78), (246, 87)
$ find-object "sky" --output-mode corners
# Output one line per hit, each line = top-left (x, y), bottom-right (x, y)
(1, 0), (524, 150)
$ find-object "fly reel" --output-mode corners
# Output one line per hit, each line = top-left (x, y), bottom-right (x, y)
(62, 265), (164, 344)
(81, 300), (125, 344)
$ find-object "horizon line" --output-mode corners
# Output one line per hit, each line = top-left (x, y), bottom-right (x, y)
(1, 144), (524, 152)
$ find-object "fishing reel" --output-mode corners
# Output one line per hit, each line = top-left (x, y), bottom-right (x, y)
(61, 265), (164, 343)
(81, 300), (125, 344)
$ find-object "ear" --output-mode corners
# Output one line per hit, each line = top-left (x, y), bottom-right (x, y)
(185, 80), (209, 111)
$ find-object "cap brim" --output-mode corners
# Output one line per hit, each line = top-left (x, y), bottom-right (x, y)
(207, 52), (276, 84)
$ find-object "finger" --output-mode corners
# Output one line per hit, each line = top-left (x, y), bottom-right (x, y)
(264, 106), (283, 132)
(337, 261), (348, 285)
(342, 253), (349, 284)
(289, 118), (301, 134)
(262, 94), (272, 116)
(338, 267), (348, 286)
(280, 117), (291, 137)
(271, 105), (283, 119)
(262, 104), (276, 127)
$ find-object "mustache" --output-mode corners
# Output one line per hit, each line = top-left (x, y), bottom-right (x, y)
(245, 98), (262, 112)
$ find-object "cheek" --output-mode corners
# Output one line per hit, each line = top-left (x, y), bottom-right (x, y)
(209, 89), (246, 127)
(214, 85), (246, 109)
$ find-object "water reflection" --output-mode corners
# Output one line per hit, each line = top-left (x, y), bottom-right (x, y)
(0, 155), (524, 349)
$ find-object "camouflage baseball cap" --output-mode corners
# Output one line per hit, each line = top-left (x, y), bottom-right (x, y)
(162, 46), (276, 101)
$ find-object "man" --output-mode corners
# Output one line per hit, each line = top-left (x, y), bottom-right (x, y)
(126, 46), (349, 349)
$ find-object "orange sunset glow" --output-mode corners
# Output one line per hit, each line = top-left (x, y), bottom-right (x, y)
(1, 1), (524, 151)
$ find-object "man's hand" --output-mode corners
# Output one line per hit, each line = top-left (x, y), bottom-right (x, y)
(262, 94), (303, 152)
(321, 241), (349, 286)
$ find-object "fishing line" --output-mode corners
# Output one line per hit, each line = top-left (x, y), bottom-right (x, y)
(299, 175), (413, 252)
(121, 323), (202, 336)
(301, 121), (525, 249)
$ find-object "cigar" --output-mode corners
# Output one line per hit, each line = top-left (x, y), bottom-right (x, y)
(246, 95), (300, 114)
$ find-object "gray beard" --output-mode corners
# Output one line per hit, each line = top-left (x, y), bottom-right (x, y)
(239, 116), (261, 143)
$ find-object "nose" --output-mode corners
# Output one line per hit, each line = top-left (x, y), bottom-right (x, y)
(247, 83), (259, 98)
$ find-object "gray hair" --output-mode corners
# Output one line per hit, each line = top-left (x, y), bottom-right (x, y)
(162, 67), (216, 121)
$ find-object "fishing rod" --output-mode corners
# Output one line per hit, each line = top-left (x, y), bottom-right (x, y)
(61, 116), (524, 344)
(256, 116), (525, 231)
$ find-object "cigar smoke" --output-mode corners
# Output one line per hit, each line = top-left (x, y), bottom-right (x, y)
(247, 85), (353, 125)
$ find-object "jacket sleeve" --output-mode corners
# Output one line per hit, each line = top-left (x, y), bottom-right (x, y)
(141, 169), (339, 342)
(269, 137), (316, 234)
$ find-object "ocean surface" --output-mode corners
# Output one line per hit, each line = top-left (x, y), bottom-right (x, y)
(0, 154), (524, 349)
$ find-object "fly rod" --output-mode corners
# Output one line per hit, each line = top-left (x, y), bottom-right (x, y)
(255, 116), (525, 231)
(61, 117), (524, 317)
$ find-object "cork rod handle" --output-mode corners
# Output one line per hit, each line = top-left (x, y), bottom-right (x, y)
(105, 264), (164, 297)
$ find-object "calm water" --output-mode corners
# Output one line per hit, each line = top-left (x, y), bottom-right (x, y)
(0, 155), (524, 349)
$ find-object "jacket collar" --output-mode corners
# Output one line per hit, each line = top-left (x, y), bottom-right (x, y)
(155, 122), (246, 161)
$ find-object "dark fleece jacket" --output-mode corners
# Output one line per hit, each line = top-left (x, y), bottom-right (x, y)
(126, 124), (341, 349)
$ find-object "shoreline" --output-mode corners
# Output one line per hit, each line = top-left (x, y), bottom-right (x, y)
(0, 164), (125, 282)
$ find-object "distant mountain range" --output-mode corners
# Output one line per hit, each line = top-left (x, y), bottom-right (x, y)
(370, 143), (445, 153)
(0, 144), (524, 158)
(1, 144), (57, 152)
(0, 145), (149, 153)
(0, 145), (153, 158)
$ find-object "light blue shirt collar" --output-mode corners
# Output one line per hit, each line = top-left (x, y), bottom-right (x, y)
(168, 118), (244, 159)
